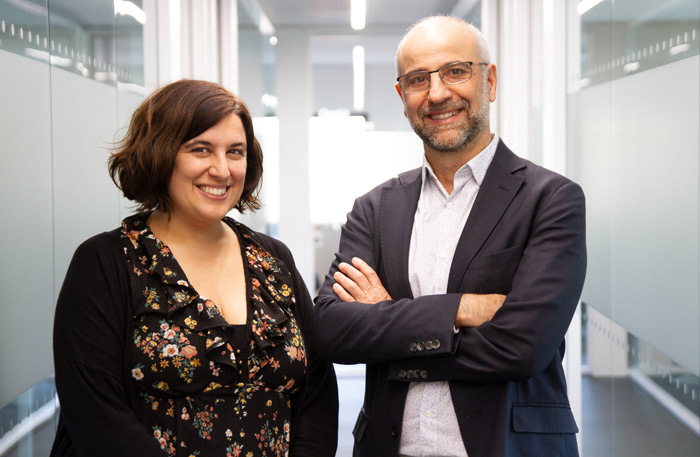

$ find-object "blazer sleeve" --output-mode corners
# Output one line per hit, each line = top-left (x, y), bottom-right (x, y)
(52, 233), (165, 456)
(258, 234), (339, 456)
(387, 180), (587, 383)
(314, 188), (463, 365)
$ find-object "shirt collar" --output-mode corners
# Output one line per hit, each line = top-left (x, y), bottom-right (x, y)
(421, 133), (500, 187)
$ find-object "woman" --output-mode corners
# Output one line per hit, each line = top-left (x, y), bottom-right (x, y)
(50, 79), (338, 456)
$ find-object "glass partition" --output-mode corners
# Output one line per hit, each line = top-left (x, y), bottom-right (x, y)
(0, 0), (146, 454)
(567, 0), (700, 454)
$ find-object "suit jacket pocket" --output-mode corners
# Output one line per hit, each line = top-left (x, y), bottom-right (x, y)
(512, 404), (579, 433)
(469, 245), (523, 269)
(465, 246), (523, 293)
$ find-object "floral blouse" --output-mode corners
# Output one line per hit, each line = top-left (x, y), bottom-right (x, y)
(122, 214), (308, 456)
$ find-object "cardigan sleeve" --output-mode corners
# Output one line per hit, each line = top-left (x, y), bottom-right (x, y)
(257, 233), (339, 456)
(51, 231), (165, 457)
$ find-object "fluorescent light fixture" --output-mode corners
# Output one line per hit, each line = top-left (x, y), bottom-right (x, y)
(669, 43), (690, 56)
(258, 15), (275, 35)
(353, 45), (365, 111)
(577, 0), (604, 16)
(623, 61), (640, 73)
(261, 93), (278, 110)
(351, 0), (366, 30)
(239, 0), (275, 35)
(114, 0), (147, 24)
(24, 47), (72, 67)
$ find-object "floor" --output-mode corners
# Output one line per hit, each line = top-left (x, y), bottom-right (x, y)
(581, 376), (699, 457)
(3, 375), (699, 456)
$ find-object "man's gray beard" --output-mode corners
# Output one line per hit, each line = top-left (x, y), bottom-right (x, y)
(410, 103), (489, 153)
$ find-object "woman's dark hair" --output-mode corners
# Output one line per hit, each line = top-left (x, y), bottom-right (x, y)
(109, 79), (263, 213)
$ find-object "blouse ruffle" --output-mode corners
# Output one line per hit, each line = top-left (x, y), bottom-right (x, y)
(121, 214), (303, 374)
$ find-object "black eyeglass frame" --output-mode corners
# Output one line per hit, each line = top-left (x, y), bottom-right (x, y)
(396, 61), (489, 94)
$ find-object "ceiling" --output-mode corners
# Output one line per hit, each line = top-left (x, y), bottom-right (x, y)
(239, 0), (480, 30)
(238, 0), (482, 66)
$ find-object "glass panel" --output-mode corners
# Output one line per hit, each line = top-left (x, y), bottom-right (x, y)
(0, 0), (54, 413)
(569, 0), (700, 454)
(1, 0), (147, 454)
(0, 0), (49, 61)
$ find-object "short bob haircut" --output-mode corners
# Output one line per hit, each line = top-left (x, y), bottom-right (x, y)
(109, 79), (263, 214)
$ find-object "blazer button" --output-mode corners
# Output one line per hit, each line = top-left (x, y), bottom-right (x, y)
(391, 426), (399, 439)
(407, 370), (415, 379)
(424, 340), (433, 350)
(416, 342), (425, 352)
(420, 370), (429, 379)
(432, 339), (441, 349)
(398, 370), (407, 379)
(409, 342), (417, 352)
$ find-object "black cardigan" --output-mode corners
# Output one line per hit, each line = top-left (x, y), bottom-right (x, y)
(50, 225), (338, 456)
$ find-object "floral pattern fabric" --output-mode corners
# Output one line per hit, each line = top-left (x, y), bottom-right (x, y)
(121, 214), (307, 456)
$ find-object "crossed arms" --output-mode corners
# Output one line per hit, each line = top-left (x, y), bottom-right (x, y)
(332, 256), (504, 328)
(313, 176), (586, 383)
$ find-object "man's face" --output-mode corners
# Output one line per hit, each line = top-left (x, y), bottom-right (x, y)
(396, 22), (496, 154)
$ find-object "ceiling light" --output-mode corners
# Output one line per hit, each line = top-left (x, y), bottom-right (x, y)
(351, 0), (366, 30)
(577, 0), (604, 16)
(669, 43), (690, 56)
(353, 45), (365, 111)
(114, 0), (147, 24)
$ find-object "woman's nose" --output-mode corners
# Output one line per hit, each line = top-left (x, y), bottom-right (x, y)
(209, 152), (230, 178)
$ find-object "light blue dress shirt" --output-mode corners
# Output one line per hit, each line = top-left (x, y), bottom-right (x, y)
(399, 134), (499, 457)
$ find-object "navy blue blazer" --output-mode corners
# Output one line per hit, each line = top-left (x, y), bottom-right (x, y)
(314, 139), (586, 457)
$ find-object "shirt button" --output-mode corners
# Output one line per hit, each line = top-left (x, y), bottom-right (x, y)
(446, 202), (453, 209)
(426, 410), (433, 418)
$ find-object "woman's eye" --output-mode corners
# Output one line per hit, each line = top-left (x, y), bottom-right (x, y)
(228, 149), (245, 156)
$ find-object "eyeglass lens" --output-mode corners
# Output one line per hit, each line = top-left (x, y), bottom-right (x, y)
(400, 62), (473, 93)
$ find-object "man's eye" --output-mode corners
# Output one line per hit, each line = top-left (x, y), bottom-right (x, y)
(408, 74), (427, 85)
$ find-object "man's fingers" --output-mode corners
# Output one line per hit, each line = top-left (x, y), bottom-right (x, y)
(350, 257), (381, 285)
(338, 261), (370, 288)
(332, 282), (355, 302)
(333, 269), (365, 301)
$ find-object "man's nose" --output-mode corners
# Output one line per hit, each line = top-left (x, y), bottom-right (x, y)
(426, 73), (452, 104)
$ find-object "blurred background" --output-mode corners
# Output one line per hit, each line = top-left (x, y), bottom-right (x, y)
(0, 0), (699, 455)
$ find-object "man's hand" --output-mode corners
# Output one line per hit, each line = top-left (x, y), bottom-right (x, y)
(332, 257), (392, 304)
(456, 293), (506, 327)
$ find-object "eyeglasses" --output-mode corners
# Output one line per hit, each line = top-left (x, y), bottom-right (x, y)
(396, 61), (489, 94)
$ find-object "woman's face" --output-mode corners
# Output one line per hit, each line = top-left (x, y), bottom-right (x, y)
(167, 113), (248, 226)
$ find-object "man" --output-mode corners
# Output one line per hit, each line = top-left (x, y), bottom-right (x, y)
(314, 15), (586, 457)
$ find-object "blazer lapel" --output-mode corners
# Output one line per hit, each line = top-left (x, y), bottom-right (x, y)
(447, 141), (525, 292)
(380, 169), (422, 300)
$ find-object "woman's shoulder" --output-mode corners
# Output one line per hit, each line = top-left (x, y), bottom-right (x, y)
(76, 226), (125, 256)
